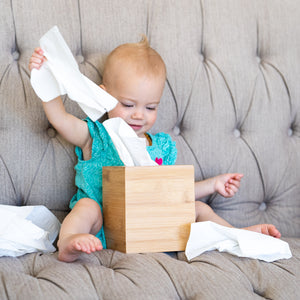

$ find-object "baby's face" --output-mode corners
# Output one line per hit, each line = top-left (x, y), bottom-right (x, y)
(104, 72), (165, 138)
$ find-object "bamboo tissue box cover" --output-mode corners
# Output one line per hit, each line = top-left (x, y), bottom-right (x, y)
(102, 165), (195, 253)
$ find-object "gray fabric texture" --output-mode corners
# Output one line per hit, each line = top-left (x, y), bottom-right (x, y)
(0, 239), (299, 299)
(0, 0), (299, 298)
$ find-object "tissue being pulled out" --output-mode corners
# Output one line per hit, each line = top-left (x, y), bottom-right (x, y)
(30, 26), (159, 167)
(30, 26), (118, 121)
(103, 118), (157, 166)
(185, 221), (292, 262)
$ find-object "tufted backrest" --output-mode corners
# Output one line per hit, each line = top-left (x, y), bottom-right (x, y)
(1, 0), (299, 237)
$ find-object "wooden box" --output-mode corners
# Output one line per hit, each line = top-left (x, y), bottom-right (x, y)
(102, 165), (195, 253)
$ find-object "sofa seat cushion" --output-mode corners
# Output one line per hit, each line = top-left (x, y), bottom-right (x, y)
(0, 238), (299, 300)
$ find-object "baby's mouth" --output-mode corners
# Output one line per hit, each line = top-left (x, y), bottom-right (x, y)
(129, 124), (143, 131)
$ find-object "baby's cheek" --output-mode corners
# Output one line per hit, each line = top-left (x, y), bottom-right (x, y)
(149, 113), (157, 126)
(108, 105), (123, 119)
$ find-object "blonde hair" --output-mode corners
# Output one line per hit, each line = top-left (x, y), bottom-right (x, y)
(102, 35), (166, 87)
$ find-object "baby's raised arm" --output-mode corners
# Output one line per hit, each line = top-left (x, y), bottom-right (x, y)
(29, 48), (91, 152)
(195, 173), (243, 200)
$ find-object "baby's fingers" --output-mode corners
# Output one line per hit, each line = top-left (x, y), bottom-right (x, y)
(31, 48), (45, 61)
(225, 183), (238, 193)
(34, 47), (44, 55)
(228, 179), (241, 189)
(28, 59), (42, 71)
(29, 51), (46, 71)
(221, 186), (235, 198)
(232, 173), (244, 181)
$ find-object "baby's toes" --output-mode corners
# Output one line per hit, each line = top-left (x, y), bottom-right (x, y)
(95, 239), (103, 251)
(92, 236), (103, 252)
(269, 225), (281, 238)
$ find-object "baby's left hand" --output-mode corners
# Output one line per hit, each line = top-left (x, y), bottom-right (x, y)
(214, 173), (243, 198)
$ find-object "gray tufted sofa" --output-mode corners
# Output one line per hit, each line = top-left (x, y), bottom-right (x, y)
(1, 0), (300, 299)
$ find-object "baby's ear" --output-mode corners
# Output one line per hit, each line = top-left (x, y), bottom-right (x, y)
(99, 84), (106, 91)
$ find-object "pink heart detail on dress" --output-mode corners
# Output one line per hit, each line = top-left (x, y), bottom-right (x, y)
(155, 157), (163, 165)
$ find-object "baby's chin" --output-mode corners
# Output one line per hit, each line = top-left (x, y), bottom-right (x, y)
(136, 131), (147, 138)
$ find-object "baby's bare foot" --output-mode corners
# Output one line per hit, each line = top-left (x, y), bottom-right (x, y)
(57, 233), (103, 262)
(243, 224), (281, 238)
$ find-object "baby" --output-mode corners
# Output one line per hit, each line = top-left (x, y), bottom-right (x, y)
(29, 36), (280, 262)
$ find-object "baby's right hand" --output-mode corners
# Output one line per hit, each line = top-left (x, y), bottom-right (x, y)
(28, 47), (46, 71)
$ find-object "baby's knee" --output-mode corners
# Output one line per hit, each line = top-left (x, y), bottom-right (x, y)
(74, 198), (102, 217)
(195, 201), (213, 220)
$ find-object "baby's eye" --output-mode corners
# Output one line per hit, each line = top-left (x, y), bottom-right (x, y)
(121, 103), (133, 108)
(146, 106), (157, 110)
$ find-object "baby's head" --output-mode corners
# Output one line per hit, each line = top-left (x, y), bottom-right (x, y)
(101, 36), (166, 138)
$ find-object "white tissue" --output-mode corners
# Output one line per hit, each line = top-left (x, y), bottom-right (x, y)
(103, 118), (157, 166)
(30, 26), (118, 121)
(0, 205), (61, 257)
(185, 221), (292, 262)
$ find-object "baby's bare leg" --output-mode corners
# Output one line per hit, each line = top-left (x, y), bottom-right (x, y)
(195, 201), (281, 238)
(195, 201), (233, 227)
(57, 198), (103, 262)
(243, 224), (281, 238)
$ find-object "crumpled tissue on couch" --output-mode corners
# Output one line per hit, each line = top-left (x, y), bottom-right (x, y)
(185, 221), (292, 262)
(0, 205), (60, 257)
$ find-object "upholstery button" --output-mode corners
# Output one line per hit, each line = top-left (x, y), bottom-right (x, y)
(12, 51), (20, 60)
(288, 128), (293, 137)
(259, 202), (267, 211)
(233, 129), (241, 138)
(256, 56), (261, 64)
(77, 55), (84, 63)
(173, 126), (180, 136)
(47, 127), (57, 138)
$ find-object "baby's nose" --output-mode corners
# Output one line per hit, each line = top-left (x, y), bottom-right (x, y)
(132, 109), (144, 119)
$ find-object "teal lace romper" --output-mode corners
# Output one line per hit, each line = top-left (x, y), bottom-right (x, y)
(69, 118), (177, 248)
